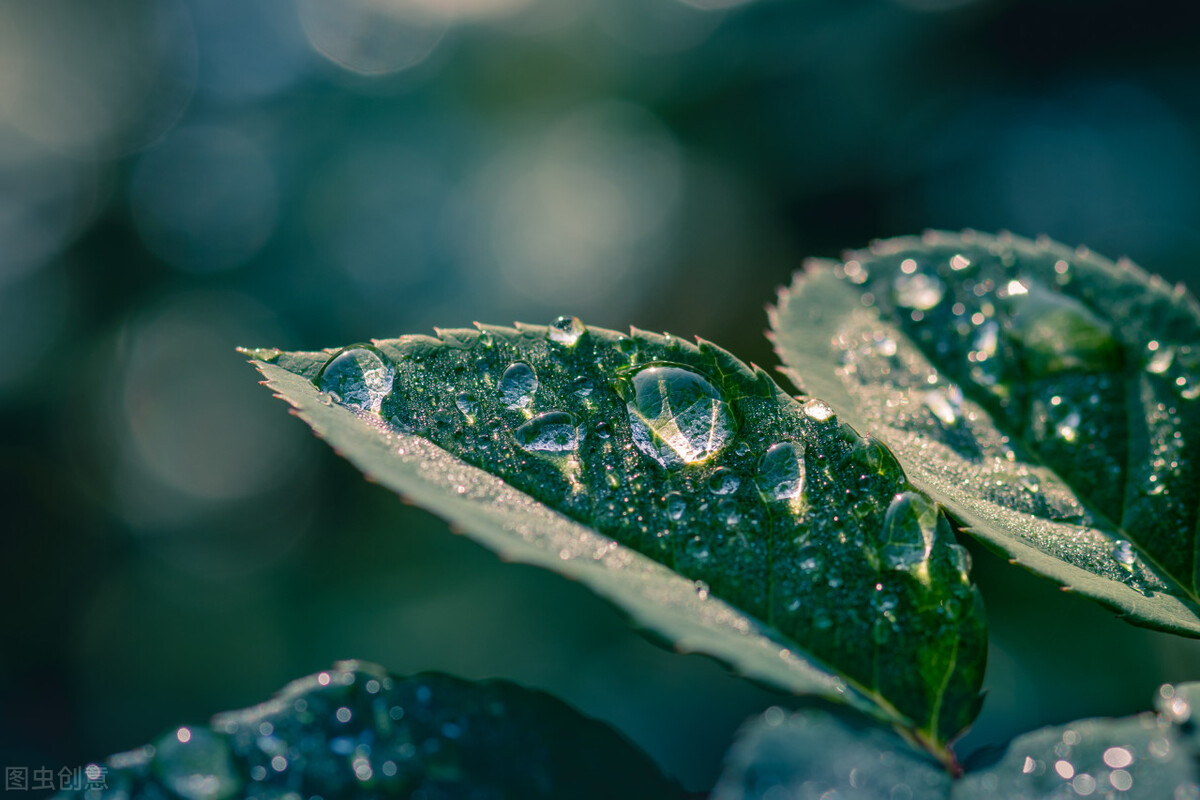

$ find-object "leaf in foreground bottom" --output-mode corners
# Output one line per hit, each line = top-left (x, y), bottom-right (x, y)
(773, 231), (1200, 635)
(55, 660), (682, 800)
(244, 321), (985, 755)
(713, 683), (1200, 799)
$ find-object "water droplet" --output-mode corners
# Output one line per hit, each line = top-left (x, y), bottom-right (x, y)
(514, 411), (580, 453)
(455, 392), (479, 422)
(708, 467), (740, 495)
(802, 398), (835, 422)
(153, 727), (241, 800)
(1147, 344), (1174, 375)
(757, 442), (805, 501)
(893, 271), (945, 310)
(548, 315), (585, 347)
(569, 376), (593, 397)
(923, 386), (963, 426)
(317, 346), (395, 414)
(498, 362), (538, 410)
(880, 492), (938, 571)
(1057, 410), (1081, 443)
(719, 498), (740, 526)
(623, 364), (736, 469)
(1019, 473), (1040, 493)
(949, 253), (972, 271)
(685, 535), (710, 561)
(665, 491), (686, 521)
(595, 421), (611, 439)
(1112, 539), (1136, 569)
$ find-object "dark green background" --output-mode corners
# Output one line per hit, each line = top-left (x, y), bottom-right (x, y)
(2, 0), (1199, 791)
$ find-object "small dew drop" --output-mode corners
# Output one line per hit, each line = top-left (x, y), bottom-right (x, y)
(893, 271), (945, 310)
(514, 411), (580, 454)
(1057, 411), (1081, 443)
(1112, 539), (1136, 569)
(665, 491), (686, 521)
(1147, 345), (1174, 375)
(547, 315), (585, 346)
(708, 467), (740, 495)
(802, 399), (835, 422)
(455, 392), (479, 422)
(757, 442), (805, 502)
(923, 386), (963, 426)
(880, 492), (938, 572)
(498, 362), (538, 410)
(570, 376), (594, 397)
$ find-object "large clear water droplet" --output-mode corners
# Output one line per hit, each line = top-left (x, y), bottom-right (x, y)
(893, 271), (945, 310)
(880, 491), (938, 571)
(514, 411), (580, 453)
(498, 362), (538, 410)
(623, 364), (736, 469)
(153, 728), (241, 800)
(317, 346), (395, 414)
(547, 315), (585, 347)
(757, 442), (805, 501)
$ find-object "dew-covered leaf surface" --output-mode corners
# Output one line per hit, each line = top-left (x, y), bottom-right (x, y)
(713, 683), (1200, 800)
(244, 320), (986, 753)
(53, 660), (683, 800)
(711, 706), (951, 800)
(772, 231), (1200, 635)
(956, 682), (1200, 798)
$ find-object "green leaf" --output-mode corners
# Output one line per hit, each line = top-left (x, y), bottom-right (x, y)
(712, 706), (951, 800)
(54, 660), (683, 800)
(243, 321), (986, 756)
(956, 682), (1200, 798)
(772, 231), (1200, 635)
(712, 682), (1200, 799)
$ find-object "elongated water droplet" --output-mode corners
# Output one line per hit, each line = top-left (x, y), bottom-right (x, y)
(893, 271), (945, 310)
(514, 411), (580, 453)
(498, 362), (537, 410)
(757, 442), (805, 501)
(923, 386), (963, 426)
(1112, 539), (1136, 569)
(570, 376), (593, 397)
(802, 398), (835, 422)
(317, 346), (395, 414)
(664, 491), (686, 521)
(455, 392), (479, 422)
(547, 315), (585, 346)
(1147, 344), (1174, 375)
(880, 491), (938, 571)
(623, 364), (736, 469)
(708, 467), (740, 495)
(153, 728), (241, 800)
(719, 497), (740, 526)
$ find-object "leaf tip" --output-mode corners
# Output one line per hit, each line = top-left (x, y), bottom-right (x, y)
(238, 346), (281, 363)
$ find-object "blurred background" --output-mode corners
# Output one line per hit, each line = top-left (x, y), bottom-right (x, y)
(3, 0), (1200, 791)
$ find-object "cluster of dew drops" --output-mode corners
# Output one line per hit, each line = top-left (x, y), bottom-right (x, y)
(308, 316), (977, 634)
(312, 316), (816, 532)
(837, 244), (1200, 585)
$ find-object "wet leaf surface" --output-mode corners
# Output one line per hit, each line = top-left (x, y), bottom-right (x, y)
(773, 231), (1200, 635)
(713, 682), (1200, 799)
(243, 320), (986, 754)
(53, 660), (683, 800)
